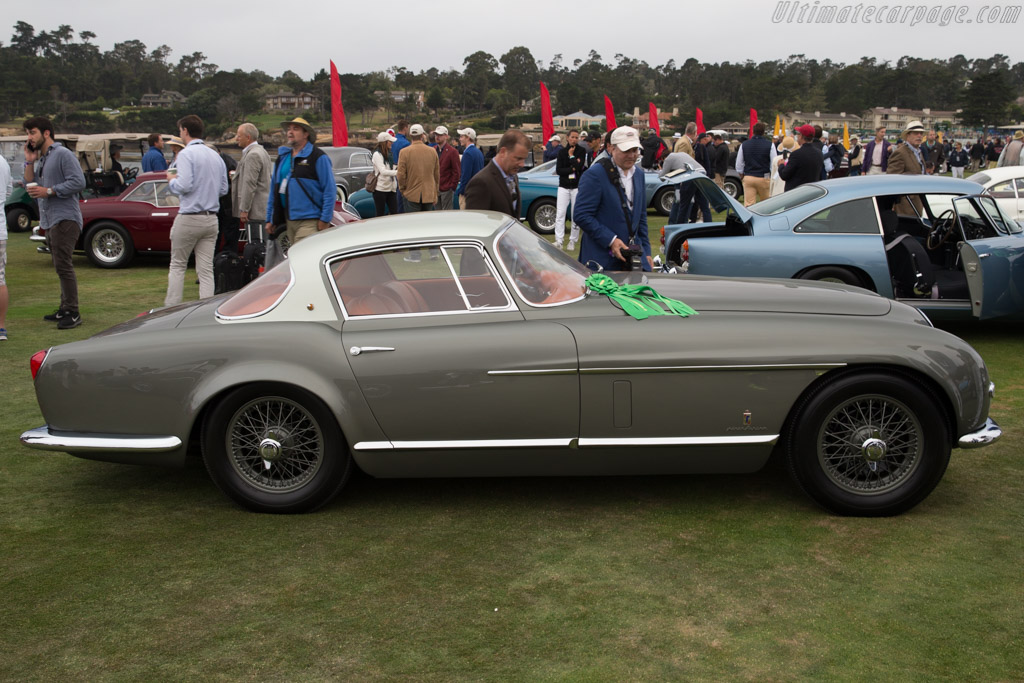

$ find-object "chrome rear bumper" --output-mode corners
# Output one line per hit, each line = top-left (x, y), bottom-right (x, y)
(958, 418), (1002, 449)
(20, 426), (182, 453)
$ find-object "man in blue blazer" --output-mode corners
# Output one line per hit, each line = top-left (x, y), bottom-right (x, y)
(573, 126), (652, 272)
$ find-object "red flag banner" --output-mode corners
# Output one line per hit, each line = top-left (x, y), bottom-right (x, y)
(604, 95), (617, 131)
(749, 108), (758, 138)
(330, 60), (348, 147)
(648, 102), (660, 136)
(695, 108), (705, 134)
(540, 82), (554, 144)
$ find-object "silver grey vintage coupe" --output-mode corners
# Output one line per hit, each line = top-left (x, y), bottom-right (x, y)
(21, 211), (1001, 515)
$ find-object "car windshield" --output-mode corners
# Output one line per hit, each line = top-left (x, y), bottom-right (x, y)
(520, 160), (556, 176)
(749, 185), (827, 215)
(978, 195), (1023, 234)
(495, 223), (589, 306)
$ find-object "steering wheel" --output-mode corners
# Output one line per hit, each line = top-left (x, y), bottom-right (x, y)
(509, 249), (550, 303)
(927, 209), (956, 250)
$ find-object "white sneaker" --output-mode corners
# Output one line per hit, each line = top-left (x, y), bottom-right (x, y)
(554, 241), (564, 250)
(567, 240), (576, 251)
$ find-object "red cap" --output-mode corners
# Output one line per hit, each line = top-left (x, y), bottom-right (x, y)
(795, 125), (816, 139)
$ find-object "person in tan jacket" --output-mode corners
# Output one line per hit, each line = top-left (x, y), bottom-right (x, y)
(396, 124), (439, 211)
(887, 120), (926, 213)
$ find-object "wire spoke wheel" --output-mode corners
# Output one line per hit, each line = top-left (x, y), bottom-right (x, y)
(787, 372), (950, 516)
(226, 396), (324, 493)
(817, 394), (922, 495)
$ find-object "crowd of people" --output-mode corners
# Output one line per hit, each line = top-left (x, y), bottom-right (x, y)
(6, 110), (1019, 342)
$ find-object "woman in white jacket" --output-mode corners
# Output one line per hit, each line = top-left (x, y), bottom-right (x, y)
(770, 136), (798, 197)
(372, 131), (399, 216)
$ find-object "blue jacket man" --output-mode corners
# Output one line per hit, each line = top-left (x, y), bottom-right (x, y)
(456, 127), (485, 210)
(267, 118), (335, 246)
(141, 134), (168, 173)
(574, 126), (652, 273)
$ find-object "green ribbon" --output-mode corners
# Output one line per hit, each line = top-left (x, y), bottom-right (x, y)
(585, 273), (698, 320)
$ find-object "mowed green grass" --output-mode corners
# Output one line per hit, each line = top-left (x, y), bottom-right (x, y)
(1, 222), (1022, 680)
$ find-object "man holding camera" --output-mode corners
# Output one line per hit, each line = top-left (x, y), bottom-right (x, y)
(573, 126), (652, 273)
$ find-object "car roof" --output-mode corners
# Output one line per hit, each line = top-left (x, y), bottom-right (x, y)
(287, 210), (515, 263)
(966, 166), (1022, 185)
(804, 174), (985, 198)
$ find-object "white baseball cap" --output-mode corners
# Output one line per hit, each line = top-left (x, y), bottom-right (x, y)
(548, 134), (560, 142)
(434, 125), (448, 135)
(409, 123), (426, 136)
(609, 126), (642, 152)
(457, 127), (476, 140)
(377, 131), (397, 142)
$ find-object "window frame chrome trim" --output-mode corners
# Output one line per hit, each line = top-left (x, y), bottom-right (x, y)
(328, 240), (517, 321)
(354, 434), (779, 451)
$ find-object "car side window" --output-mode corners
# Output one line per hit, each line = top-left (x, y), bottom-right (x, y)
(793, 198), (879, 234)
(989, 180), (1016, 198)
(154, 181), (179, 207)
(124, 182), (157, 204)
(333, 245), (510, 317)
(350, 153), (371, 168)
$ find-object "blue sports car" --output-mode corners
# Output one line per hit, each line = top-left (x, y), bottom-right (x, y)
(662, 173), (1024, 320)
(348, 159), (690, 235)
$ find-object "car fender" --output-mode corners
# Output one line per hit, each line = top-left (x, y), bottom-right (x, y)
(685, 234), (895, 297)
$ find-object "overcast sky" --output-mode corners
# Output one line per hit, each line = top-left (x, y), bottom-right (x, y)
(18, 1), (1024, 79)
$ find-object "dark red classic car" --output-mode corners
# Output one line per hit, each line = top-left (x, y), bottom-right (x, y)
(33, 172), (360, 268)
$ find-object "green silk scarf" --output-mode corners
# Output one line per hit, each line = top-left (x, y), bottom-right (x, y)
(585, 273), (698, 320)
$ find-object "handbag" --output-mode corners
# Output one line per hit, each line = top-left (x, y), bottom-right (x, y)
(365, 171), (378, 193)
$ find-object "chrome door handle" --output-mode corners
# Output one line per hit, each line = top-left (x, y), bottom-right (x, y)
(979, 253), (990, 259)
(349, 346), (395, 356)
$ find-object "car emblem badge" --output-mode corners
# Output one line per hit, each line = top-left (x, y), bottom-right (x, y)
(743, 410), (751, 426)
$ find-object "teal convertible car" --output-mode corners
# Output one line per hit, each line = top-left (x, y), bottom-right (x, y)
(663, 173), (1024, 320)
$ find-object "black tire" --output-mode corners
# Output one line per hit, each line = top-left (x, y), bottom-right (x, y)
(526, 197), (557, 235)
(800, 265), (862, 287)
(724, 178), (742, 199)
(202, 383), (352, 513)
(653, 188), (674, 216)
(786, 372), (951, 516)
(6, 206), (33, 232)
(84, 221), (135, 268)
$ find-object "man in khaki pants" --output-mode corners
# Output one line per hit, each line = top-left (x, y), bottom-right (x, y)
(266, 117), (335, 247)
(736, 122), (776, 206)
(396, 124), (439, 212)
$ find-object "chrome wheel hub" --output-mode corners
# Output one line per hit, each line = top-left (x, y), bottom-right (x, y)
(817, 395), (922, 494)
(226, 397), (324, 493)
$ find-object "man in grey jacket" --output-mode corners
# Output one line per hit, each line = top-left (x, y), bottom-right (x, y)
(23, 116), (86, 329)
(231, 122), (272, 243)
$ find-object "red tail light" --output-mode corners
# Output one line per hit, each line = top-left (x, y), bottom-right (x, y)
(30, 349), (48, 380)
(660, 226), (665, 246)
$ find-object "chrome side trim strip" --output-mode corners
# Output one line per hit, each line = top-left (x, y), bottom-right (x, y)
(579, 435), (779, 447)
(487, 368), (577, 376)
(580, 363), (845, 374)
(354, 434), (779, 451)
(957, 417), (1001, 449)
(20, 426), (183, 453)
(488, 363), (845, 377)
(354, 438), (574, 451)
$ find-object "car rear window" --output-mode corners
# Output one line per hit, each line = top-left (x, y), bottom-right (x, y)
(750, 185), (826, 215)
(216, 262), (293, 319)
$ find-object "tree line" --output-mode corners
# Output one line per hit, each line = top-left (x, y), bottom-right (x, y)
(2, 21), (1021, 136)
